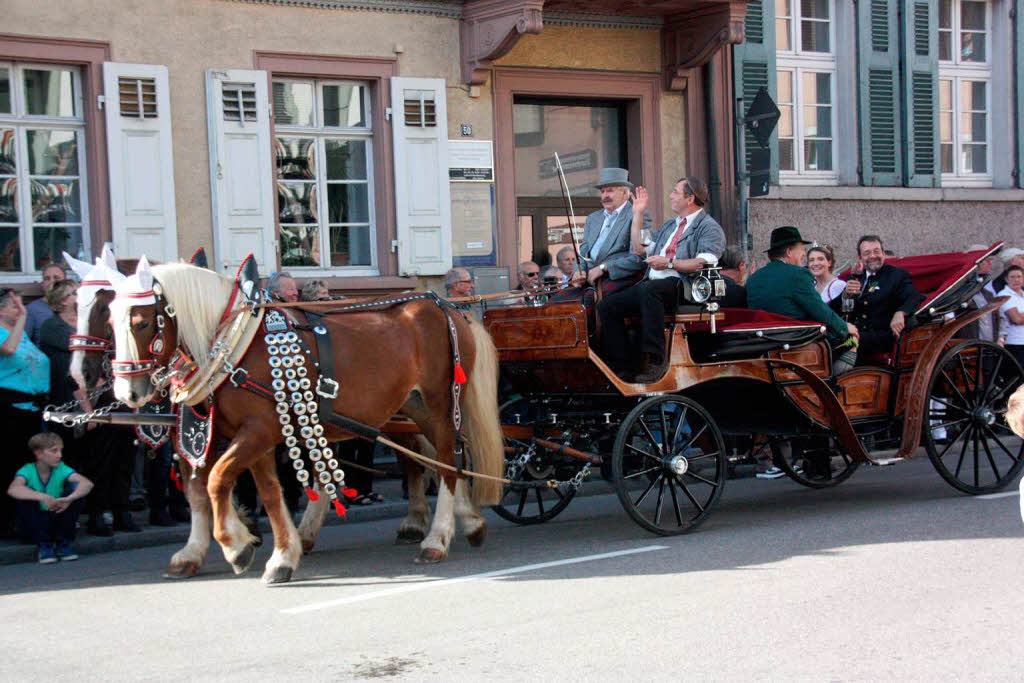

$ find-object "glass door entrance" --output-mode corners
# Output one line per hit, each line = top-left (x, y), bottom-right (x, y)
(513, 97), (628, 269)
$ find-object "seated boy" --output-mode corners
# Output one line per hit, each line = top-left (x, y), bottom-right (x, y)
(7, 432), (93, 563)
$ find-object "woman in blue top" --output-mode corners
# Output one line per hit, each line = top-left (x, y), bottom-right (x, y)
(0, 287), (50, 538)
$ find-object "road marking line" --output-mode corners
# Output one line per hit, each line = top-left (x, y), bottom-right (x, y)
(975, 490), (1021, 500)
(282, 545), (669, 614)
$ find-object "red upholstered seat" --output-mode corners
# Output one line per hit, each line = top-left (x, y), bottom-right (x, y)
(718, 308), (825, 332)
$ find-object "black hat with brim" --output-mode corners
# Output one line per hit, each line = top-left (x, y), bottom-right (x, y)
(766, 225), (812, 252)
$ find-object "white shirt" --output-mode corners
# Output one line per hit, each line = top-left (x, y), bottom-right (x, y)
(648, 209), (717, 281)
(998, 286), (1024, 345)
(818, 277), (846, 303)
(588, 201), (628, 262)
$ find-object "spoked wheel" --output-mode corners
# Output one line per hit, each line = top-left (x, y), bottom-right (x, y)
(923, 341), (1024, 494)
(770, 435), (859, 489)
(492, 399), (578, 525)
(612, 395), (726, 536)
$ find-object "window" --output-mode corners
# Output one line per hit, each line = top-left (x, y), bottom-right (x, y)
(0, 63), (88, 273)
(272, 78), (375, 271)
(776, 0), (836, 182)
(939, 0), (991, 183)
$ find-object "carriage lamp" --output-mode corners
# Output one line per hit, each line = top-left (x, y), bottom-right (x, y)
(685, 275), (713, 304)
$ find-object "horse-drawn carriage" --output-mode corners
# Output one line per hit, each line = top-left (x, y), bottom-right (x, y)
(483, 243), (1024, 535)
(55, 242), (1022, 583)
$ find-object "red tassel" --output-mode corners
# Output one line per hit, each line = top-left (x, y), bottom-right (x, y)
(453, 362), (467, 385)
(169, 465), (184, 492)
(305, 487), (319, 502)
(341, 487), (358, 499)
(333, 499), (347, 517)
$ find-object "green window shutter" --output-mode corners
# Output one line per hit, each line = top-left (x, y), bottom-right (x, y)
(857, 0), (903, 185)
(733, 0), (778, 184)
(901, 0), (939, 187)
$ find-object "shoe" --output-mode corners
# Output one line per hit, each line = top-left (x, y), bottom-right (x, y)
(149, 510), (176, 527)
(38, 542), (57, 564)
(350, 494), (375, 506)
(756, 466), (786, 479)
(56, 540), (78, 561)
(87, 516), (113, 537)
(112, 511), (142, 533)
(366, 492), (385, 503)
(633, 357), (667, 384)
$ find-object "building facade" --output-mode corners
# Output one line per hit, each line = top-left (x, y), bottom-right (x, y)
(2, 0), (1020, 295)
(736, 0), (1024, 260)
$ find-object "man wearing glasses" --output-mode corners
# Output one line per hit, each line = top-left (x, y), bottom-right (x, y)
(444, 267), (475, 298)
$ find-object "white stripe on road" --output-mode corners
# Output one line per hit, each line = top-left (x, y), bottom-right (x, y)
(974, 490), (1021, 500)
(282, 545), (668, 614)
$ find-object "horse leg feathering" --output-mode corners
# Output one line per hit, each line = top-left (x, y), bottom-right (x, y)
(164, 461), (212, 579)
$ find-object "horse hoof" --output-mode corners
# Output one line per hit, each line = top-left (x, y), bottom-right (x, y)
(301, 539), (315, 555)
(229, 544), (256, 575)
(396, 528), (426, 544)
(163, 561), (200, 579)
(414, 547), (445, 564)
(262, 566), (294, 584)
(466, 525), (487, 548)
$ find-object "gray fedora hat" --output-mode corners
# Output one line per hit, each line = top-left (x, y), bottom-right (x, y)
(594, 167), (634, 190)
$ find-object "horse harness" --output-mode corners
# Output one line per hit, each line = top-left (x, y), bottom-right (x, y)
(135, 274), (471, 516)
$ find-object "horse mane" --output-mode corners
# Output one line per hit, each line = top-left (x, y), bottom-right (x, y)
(150, 263), (236, 376)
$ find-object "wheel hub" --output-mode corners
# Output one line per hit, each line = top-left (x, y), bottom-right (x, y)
(668, 454), (689, 476)
(971, 407), (996, 426)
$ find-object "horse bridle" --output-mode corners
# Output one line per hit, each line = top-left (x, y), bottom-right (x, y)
(110, 282), (175, 379)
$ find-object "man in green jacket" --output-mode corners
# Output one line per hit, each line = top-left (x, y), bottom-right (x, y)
(746, 226), (859, 374)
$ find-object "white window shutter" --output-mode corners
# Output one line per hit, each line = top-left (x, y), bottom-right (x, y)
(103, 62), (178, 262)
(205, 69), (276, 275)
(390, 77), (452, 276)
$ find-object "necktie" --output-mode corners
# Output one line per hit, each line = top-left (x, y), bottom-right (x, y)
(590, 212), (615, 260)
(664, 218), (687, 260)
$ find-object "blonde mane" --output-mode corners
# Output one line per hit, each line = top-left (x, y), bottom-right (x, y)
(151, 263), (237, 376)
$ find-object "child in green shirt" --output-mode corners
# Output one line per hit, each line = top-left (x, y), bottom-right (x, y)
(7, 432), (93, 563)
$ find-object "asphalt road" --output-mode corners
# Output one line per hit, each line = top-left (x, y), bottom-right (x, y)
(2, 456), (1022, 682)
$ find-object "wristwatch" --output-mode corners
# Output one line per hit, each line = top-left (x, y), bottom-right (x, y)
(600, 263), (607, 273)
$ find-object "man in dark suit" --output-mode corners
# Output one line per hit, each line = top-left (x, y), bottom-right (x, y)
(575, 167), (652, 287)
(597, 177), (725, 383)
(830, 234), (923, 358)
(747, 226), (859, 374)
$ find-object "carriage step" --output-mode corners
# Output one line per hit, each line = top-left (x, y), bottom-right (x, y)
(871, 457), (903, 467)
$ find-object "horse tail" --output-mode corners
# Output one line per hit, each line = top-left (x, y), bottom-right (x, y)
(462, 317), (504, 506)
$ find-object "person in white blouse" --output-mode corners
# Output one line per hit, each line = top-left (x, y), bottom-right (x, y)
(997, 264), (1024, 368)
(807, 244), (845, 303)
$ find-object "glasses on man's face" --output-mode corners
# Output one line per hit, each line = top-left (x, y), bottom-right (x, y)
(523, 272), (539, 277)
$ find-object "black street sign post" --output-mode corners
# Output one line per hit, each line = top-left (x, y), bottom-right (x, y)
(736, 86), (781, 249)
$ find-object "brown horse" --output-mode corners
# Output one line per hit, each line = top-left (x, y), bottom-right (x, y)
(110, 260), (503, 582)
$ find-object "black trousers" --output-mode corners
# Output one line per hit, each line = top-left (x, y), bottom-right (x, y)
(0, 404), (42, 536)
(16, 482), (84, 544)
(597, 277), (679, 368)
(337, 439), (376, 495)
(81, 424), (134, 516)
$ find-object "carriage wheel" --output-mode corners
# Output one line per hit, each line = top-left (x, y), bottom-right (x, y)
(491, 399), (578, 525)
(612, 395), (726, 536)
(770, 436), (859, 489)
(923, 340), (1024, 495)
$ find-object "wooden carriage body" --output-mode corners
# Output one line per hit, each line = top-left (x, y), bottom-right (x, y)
(484, 242), (1009, 467)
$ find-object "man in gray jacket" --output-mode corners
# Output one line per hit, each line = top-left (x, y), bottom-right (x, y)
(597, 177), (725, 382)
(576, 167), (651, 287)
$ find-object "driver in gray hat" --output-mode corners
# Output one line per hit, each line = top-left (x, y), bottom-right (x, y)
(575, 167), (652, 287)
